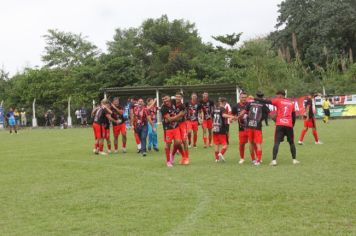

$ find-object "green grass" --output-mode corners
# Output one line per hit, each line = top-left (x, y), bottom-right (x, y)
(0, 119), (355, 235)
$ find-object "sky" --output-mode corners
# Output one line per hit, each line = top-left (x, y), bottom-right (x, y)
(0, 0), (282, 76)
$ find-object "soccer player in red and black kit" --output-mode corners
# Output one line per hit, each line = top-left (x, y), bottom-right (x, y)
(161, 95), (186, 167)
(243, 92), (270, 166)
(232, 92), (256, 164)
(92, 99), (120, 155)
(129, 98), (142, 152)
(175, 92), (189, 165)
(212, 98), (237, 162)
(185, 93), (200, 148)
(298, 93), (323, 145)
(255, 90), (300, 166)
(199, 92), (214, 148)
(111, 97), (127, 153)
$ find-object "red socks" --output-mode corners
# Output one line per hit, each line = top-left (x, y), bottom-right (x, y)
(188, 133), (192, 146)
(221, 148), (227, 155)
(300, 129), (307, 141)
(165, 147), (170, 162)
(107, 142), (111, 151)
(239, 144), (245, 159)
(134, 133), (140, 145)
(193, 133), (197, 146)
(256, 149), (262, 162)
(123, 141), (126, 148)
(312, 130), (319, 142)
(214, 151), (219, 160)
(114, 143), (118, 150)
(99, 143), (104, 152)
(208, 134), (212, 145)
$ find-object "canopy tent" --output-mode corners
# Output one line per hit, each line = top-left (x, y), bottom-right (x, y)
(101, 84), (242, 108)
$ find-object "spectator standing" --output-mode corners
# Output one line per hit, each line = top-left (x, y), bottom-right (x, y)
(20, 108), (27, 127)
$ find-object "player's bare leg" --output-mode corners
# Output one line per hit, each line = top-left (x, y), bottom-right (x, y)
(239, 143), (245, 164)
(122, 134), (127, 152)
(202, 127), (208, 148)
(193, 130), (198, 148)
(208, 128), (213, 147)
(255, 143), (262, 165)
(165, 142), (173, 167)
(114, 135), (119, 153)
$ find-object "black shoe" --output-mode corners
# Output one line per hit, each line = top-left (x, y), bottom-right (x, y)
(148, 147), (152, 152)
(154, 147), (159, 152)
(142, 152), (147, 157)
(137, 149), (141, 153)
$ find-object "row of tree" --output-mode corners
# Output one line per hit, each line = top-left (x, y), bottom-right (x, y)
(1, 0), (356, 121)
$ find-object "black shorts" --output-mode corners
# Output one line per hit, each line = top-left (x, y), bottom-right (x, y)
(274, 126), (294, 144)
(323, 109), (330, 116)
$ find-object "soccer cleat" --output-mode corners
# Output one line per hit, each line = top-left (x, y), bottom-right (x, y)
(203, 145), (207, 149)
(188, 145), (192, 148)
(252, 160), (257, 165)
(122, 148), (127, 153)
(215, 159), (219, 163)
(298, 141), (304, 145)
(270, 160), (277, 166)
(209, 144), (213, 147)
(142, 152), (147, 157)
(154, 147), (159, 152)
(166, 162), (173, 168)
(148, 147), (152, 152)
(93, 149), (97, 153)
(254, 160), (261, 166)
(137, 149), (141, 153)
(293, 159), (300, 165)
(99, 151), (108, 155)
(114, 150), (118, 153)
(239, 159), (245, 164)
(107, 150), (112, 154)
(193, 145), (197, 148)
(218, 153), (225, 162)
(94, 150), (99, 155)
(315, 141), (323, 145)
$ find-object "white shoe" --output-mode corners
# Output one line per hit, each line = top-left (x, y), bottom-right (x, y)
(188, 145), (192, 148)
(99, 152), (108, 155)
(270, 160), (277, 166)
(215, 159), (220, 163)
(315, 141), (323, 144)
(107, 150), (112, 154)
(254, 161), (261, 166)
(293, 159), (300, 165)
(218, 153), (225, 162)
(137, 144), (141, 150)
(298, 141), (304, 145)
(93, 149), (97, 153)
(122, 148), (127, 153)
(239, 159), (245, 164)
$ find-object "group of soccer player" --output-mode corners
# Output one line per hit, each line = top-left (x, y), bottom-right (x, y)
(91, 90), (323, 167)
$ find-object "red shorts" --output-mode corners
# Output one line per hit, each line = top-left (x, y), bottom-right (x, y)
(202, 119), (213, 129)
(239, 130), (249, 144)
(247, 129), (263, 144)
(213, 134), (227, 145)
(164, 128), (181, 143)
(179, 122), (188, 141)
(92, 123), (105, 139)
(113, 123), (126, 137)
(304, 118), (316, 128)
(187, 120), (198, 132)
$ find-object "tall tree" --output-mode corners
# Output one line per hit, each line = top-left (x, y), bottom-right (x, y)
(42, 29), (99, 68)
(270, 0), (356, 68)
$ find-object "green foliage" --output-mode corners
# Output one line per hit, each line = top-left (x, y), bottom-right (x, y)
(1, 13), (355, 117)
(212, 32), (242, 48)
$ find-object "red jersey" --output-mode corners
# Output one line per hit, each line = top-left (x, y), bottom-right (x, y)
(271, 98), (295, 128)
(199, 99), (214, 120)
(133, 105), (149, 127)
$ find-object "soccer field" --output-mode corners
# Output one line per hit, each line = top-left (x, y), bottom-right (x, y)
(0, 119), (355, 235)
